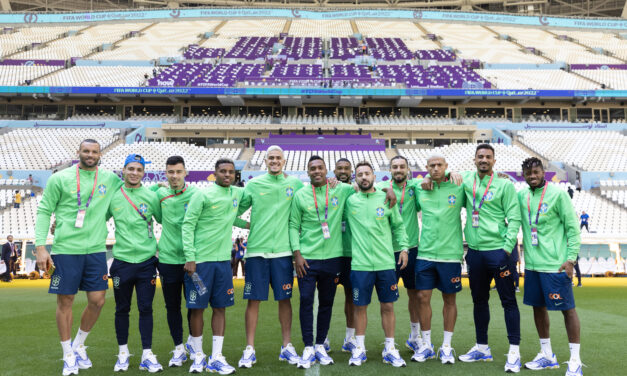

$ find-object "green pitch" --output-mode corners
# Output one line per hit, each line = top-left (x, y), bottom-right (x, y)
(1, 278), (625, 376)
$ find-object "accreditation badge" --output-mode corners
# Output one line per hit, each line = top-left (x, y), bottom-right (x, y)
(321, 222), (331, 239)
(531, 227), (539, 246)
(75, 209), (86, 228)
(472, 210), (479, 228)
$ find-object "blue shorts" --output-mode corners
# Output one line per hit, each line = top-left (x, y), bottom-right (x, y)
(49, 253), (108, 295)
(338, 256), (352, 291)
(523, 270), (575, 311)
(395, 247), (417, 289)
(415, 259), (462, 294)
(350, 269), (399, 306)
(243, 256), (294, 301)
(184, 261), (234, 309)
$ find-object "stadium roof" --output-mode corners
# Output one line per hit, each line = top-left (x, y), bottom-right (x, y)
(3, 0), (626, 18)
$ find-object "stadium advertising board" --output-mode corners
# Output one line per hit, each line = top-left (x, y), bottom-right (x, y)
(2, 9), (626, 30)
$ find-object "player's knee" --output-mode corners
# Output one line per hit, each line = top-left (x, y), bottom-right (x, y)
(87, 295), (106, 310)
(380, 302), (394, 314)
(57, 295), (75, 310)
(443, 297), (456, 308)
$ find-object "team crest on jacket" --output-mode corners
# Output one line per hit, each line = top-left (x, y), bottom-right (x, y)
(484, 191), (494, 201)
(448, 194), (456, 206)
(184, 202), (189, 212)
(539, 203), (548, 214)
(286, 187), (294, 198)
(331, 196), (339, 207)
(138, 203), (148, 215)
(408, 188), (414, 197)
(98, 184), (107, 195)
(233, 199), (238, 208)
(376, 207), (385, 218)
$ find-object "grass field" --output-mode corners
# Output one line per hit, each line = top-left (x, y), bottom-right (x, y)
(1, 277), (625, 376)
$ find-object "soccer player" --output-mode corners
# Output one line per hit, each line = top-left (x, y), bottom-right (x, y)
(333, 157), (358, 352)
(289, 156), (355, 368)
(236, 145), (304, 368)
(35, 139), (122, 376)
(108, 154), (163, 372)
(375, 155), (423, 352)
(413, 154), (465, 364)
(455, 144), (522, 372)
(518, 158), (583, 376)
(150, 156), (198, 366)
(182, 158), (245, 374)
(344, 161), (409, 367)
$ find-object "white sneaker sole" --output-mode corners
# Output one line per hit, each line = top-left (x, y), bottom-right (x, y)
(139, 365), (164, 373)
(62, 369), (79, 376)
(237, 360), (256, 369)
(383, 360), (406, 367)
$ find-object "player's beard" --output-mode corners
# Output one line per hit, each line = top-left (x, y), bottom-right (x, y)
(393, 173), (407, 184)
(80, 156), (99, 168)
(358, 179), (373, 191)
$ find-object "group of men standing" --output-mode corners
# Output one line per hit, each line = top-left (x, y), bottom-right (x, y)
(34, 139), (584, 376)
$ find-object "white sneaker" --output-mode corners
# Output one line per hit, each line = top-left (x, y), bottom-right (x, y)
(438, 345), (456, 364)
(411, 343), (436, 362)
(185, 341), (196, 361)
(565, 360), (584, 376)
(382, 347), (406, 367)
(525, 352), (559, 370)
(139, 351), (163, 373)
(207, 354), (236, 375)
(297, 346), (316, 369)
(505, 352), (521, 373)
(458, 345), (493, 362)
(169, 347), (188, 367)
(279, 343), (300, 365)
(114, 352), (131, 372)
(62, 353), (79, 376)
(74, 344), (92, 369)
(238, 346), (256, 368)
(348, 346), (367, 366)
(188, 352), (206, 373)
(323, 337), (332, 353)
(315, 344), (334, 365)
(405, 336), (423, 352)
(342, 336), (358, 352)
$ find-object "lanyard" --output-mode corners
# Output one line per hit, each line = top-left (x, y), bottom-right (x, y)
(160, 184), (187, 203)
(527, 182), (548, 226)
(120, 187), (148, 222)
(76, 165), (98, 210)
(390, 180), (407, 214)
(472, 173), (494, 212)
(312, 181), (329, 222)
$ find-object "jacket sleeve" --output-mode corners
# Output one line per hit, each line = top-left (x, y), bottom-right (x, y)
(389, 204), (409, 250)
(35, 175), (60, 246)
(559, 190), (581, 262)
(237, 183), (253, 217)
(288, 194), (303, 252)
(182, 193), (204, 262)
(231, 188), (248, 228)
(502, 181), (522, 253)
(151, 193), (162, 224)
